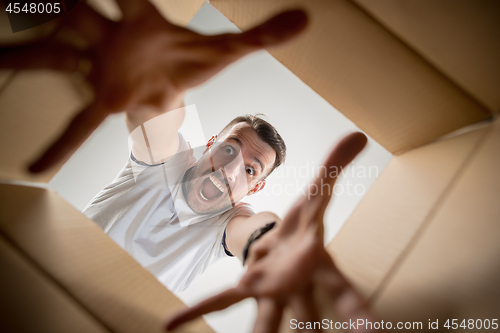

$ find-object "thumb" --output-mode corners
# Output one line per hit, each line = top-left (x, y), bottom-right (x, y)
(232, 9), (308, 53)
(311, 132), (368, 220)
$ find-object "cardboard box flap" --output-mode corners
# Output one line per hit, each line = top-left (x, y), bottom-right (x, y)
(354, 0), (500, 114)
(326, 122), (490, 298)
(373, 117), (500, 322)
(0, 236), (110, 333)
(210, 0), (491, 154)
(0, 184), (214, 333)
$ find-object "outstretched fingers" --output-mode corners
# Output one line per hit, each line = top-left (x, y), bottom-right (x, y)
(28, 103), (108, 173)
(280, 133), (367, 237)
(289, 290), (321, 326)
(59, 2), (114, 48)
(0, 42), (80, 72)
(114, 0), (161, 22)
(165, 287), (250, 331)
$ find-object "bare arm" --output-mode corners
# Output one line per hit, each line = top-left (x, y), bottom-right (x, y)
(126, 99), (185, 165)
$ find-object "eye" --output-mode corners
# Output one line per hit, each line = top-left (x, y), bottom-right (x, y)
(246, 166), (255, 176)
(224, 145), (235, 156)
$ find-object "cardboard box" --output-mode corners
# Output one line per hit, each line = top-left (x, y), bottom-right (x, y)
(0, 184), (213, 333)
(1, 0), (499, 331)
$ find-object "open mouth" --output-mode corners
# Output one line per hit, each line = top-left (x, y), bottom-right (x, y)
(200, 175), (225, 201)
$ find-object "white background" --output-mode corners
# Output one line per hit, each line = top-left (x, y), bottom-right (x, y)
(48, 4), (392, 333)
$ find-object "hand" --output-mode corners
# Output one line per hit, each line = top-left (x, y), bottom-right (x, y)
(165, 132), (379, 333)
(0, 0), (307, 172)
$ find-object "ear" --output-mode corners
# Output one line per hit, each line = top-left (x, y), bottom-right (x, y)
(248, 180), (266, 195)
(203, 135), (217, 154)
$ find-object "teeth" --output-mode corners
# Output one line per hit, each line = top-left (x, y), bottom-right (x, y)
(200, 176), (225, 201)
(200, 190), (209, 201)
(209, 176), (225, 193)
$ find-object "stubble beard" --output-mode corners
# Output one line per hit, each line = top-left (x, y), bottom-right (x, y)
(182, 165), (234, 216)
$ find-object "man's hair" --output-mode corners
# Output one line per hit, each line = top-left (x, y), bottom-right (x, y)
(218, 114), (286, 176)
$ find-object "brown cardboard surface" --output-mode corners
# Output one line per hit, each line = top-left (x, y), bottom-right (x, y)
(354, 0), (500, 114)
(0, 236), (109, 333)
(87, 0), (206, 25)
(0, 69), (14, 88)
(0, 184), (214, 333)
(327, 123), (490, 298)
(372, 118), (500, 323)
(0, 70), (90, 183)
(210, 0), (490, 154)
(151, 0), (208, 26)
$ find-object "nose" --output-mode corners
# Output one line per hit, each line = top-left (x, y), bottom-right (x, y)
(221, 165), (238, 183)
(220, 158), (244, 183)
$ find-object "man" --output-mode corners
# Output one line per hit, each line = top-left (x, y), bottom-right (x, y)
(1, 0), (306, 292)
(83, 109), (288, 292)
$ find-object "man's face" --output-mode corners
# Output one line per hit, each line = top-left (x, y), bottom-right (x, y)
(183, 123), (276, 215)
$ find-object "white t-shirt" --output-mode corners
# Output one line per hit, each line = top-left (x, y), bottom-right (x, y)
(83, 133), (254, 293)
